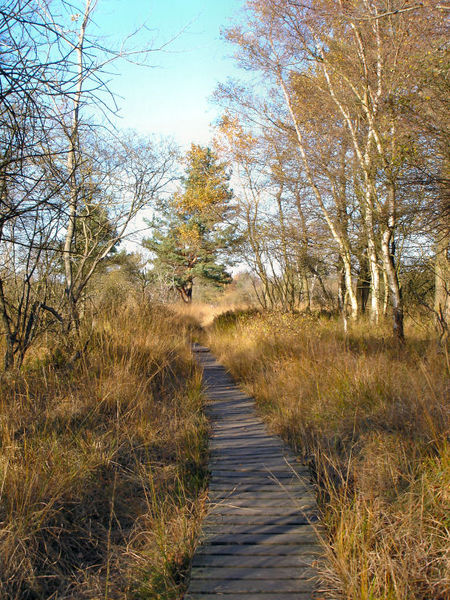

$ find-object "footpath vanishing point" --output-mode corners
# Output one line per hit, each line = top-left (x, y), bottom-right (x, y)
(186, 344), (322, 600)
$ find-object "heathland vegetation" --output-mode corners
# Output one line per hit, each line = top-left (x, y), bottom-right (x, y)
(207, 309), (448, 599)
(0, 1), (448, 599)
(0, 299), (208, 599)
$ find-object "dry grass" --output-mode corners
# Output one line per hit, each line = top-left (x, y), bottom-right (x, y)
(207, 310), (449, 600)
(0, 300), (208, 599)
(170, 302), (250, 328)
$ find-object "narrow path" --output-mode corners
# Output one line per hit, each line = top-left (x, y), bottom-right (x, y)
(186, 344), (321, 600)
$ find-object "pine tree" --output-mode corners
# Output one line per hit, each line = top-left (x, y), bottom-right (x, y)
(144, 144), (238, 302)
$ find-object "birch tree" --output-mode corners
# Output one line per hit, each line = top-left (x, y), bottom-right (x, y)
(220, 0), (447, 339)
(222, 8), (360, 318)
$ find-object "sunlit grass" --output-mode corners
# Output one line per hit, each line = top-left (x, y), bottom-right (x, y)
(207, 310), (449, 600)
(0, 300), (208, 599)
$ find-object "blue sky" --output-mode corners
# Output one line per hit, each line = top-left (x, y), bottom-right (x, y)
(92, 0), (245, 148)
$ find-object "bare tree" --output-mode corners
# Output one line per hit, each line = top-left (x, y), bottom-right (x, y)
(0, 204), (63, 369)
(59, 131), (177, 328)
(0, 0), (178, 367)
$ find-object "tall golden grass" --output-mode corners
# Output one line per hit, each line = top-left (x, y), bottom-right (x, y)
(207, 310), (449, 600)
(0, 300), (208, 599)
(170, 301), (249, 328)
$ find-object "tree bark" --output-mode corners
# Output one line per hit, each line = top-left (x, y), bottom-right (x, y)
(356, 251), (371, 314)
(63, 1), (90, 332)
(179, 280), (193, 303)
(302, 272), (311, 312)
(365, 197), (381, 324)
(0, 277), (15, 370)
(434, 223), (449, 339)
(381, 186), (404, 342)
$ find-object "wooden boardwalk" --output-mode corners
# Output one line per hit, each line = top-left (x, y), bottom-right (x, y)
(185, 345), (321, 600)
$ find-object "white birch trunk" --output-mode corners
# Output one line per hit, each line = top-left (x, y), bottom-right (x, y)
(380, 186), (404, 341)
(63, 1), (91, 330)
(277, 73), (358, 319)
(434, 225), (450, 339)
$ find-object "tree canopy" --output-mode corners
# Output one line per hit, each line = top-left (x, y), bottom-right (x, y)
(144, 144), (239, 302)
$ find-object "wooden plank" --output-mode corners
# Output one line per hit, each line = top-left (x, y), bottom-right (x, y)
(194, 543), (320, 556)
(191, 553), (317, 568)
(191, 344), (210, 352)
(210, 451), (292, 460)
(210, 444), (288, 453)
(209, 420), (268, 427)
(210, 472), (302, 481)
(209, 477), (309, 485)
(210, 464), (306, 473)
(209, 466), (307, 475)
(212, 428), (268, 436)
(210, 456), (293, 465)
(210, 465), (301, 473)
(210, 447), (286, 455)
(187, 578), (316, 593)
(202, 524), (318, 536)
(208, 492), (316, 506)
(208, 494), (316, 506)
(207, 514), (317, 525)
(210, 468), (301, 475)
(209, 478), (302, 485)
(185, 594), (313, 599)
(210, 466), (300, 474)
(208, 493), (312, 502)
(209, 406), (256, 414)
(212, 437), (278, 444)
(190, 566), (316, 580)
(210, 449), (289, 458)
(212, 419), (265, 425)
(209, 467), (308, 476)
(211, 473), (311, 481)
(209, 504), (316, 514)
(212, 431), (269, 438)
(209, 395), (253, 400)
(210, 431), (278, 438)
(209, 484), (312, 493)
(209, 462), (303, 471)
(209, 400), (253, 405)
(209, 485), (312, 494)
(210, 452), (301, 460)
(210, 441), (284, 450)
(208, 508), (316, 517)
(210, 485), (309, 493)
(210, 484), (303, 492)
(209, 507), (316, 517)
(210, 414), (263, 420)
(208, 492), (316, 503)
(207, 507), (316, 517)
(206, 506), (316, 520)
(209, 405), (256, 411)
(202, 531), (318, 545)
(210, 454), (300, 462)
(210, 456), (292, 464)
(209, 470), (307, 479)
